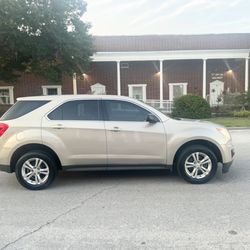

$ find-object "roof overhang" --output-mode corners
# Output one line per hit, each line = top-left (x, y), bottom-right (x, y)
(92, 49), (250, 62)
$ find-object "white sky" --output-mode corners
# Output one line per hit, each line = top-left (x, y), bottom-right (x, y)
(83, 0), (250, 35)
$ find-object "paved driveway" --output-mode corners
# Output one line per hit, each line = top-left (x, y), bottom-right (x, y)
(0, 130), (250, 249)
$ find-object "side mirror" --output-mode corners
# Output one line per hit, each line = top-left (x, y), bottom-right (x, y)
(146, 114), (158, 124)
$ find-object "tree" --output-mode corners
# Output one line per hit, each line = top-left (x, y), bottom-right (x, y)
(0, 0), (93, 82)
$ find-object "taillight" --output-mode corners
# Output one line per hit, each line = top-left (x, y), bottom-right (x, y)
(0, 123), (9, 137)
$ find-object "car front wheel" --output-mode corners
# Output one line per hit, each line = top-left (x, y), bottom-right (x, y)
(15, 151), (57, 190)
(177, 145), (218, 184)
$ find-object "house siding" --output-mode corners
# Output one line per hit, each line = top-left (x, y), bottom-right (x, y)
(163, 60), (203, 99)
(206, 59), (245, 94)
(120, 61), (160, 99)
(77, 62), (117, 95)
(0, 58), (247, 111)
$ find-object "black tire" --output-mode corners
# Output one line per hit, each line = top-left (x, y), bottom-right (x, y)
(15, 151), (57, 190)
(177, 145), (218, 184)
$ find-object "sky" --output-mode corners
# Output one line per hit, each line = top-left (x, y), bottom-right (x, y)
(83, 0), (250, 36)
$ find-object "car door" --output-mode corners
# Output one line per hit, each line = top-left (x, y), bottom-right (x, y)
(42, 99), (107, 166)
(103, 100), (166, 166)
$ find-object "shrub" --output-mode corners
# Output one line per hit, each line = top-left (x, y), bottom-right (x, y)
(172, 94), (211, 119)
(231, 110), (250, 118)
(223, 91), (250, 110)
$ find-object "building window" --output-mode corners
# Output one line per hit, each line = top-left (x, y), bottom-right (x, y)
(128, 84), (147, 102)
(169, 83), (188, 101)
(90, 83), (106, 95)
(121, 63), (129, 69)
(42, 85), (62, 96)
(0, 87), (14, 105)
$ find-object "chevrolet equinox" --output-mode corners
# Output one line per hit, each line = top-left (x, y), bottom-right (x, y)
(0, 95), (234, 190)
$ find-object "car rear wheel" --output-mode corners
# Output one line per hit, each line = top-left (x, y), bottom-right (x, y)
(177, 145), (218, 184)
(15, 151), (57, 190)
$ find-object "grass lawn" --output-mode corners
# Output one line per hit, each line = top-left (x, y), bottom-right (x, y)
(206, 117), (250, 127)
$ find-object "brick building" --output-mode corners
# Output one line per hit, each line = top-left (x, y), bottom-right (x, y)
(1, 33), (250, 112)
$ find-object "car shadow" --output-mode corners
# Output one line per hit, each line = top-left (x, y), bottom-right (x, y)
(53, 169), (181, 188)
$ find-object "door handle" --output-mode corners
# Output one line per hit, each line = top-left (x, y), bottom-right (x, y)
(51, 124), (64, 129)
(109, 126), (120, 132)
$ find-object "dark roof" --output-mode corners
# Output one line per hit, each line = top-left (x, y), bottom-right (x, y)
(93, 33), (250, 52)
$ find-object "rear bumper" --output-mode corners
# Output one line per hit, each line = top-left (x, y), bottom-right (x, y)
(0, 165), (11, 173)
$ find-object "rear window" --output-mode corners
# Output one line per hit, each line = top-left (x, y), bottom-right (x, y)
(0, 101), (49, 120)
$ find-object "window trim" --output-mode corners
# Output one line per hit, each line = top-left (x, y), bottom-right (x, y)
(102, 99), (160, 122)
(42, 85), (62, 96)
(0, 86), (14, 105)
(169, 82), (188, 101)
(128, 84), (147, 102)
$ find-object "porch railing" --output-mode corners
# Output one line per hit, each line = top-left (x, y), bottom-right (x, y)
(146, 99), (173, 114)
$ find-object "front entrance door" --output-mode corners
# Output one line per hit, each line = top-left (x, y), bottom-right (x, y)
(209, 80), (224, 106)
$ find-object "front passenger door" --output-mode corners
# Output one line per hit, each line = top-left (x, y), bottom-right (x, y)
(103, 100), (166, 165)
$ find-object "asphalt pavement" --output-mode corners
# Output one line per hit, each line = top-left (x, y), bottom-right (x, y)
(0, 129), (250, 249)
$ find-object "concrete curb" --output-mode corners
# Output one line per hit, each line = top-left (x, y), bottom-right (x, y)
(228, 127), (250, 130)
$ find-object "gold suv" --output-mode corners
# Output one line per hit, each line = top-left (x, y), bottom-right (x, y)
(0, 95), (234, 190)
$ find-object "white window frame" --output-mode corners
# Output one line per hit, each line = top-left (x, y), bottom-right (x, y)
(42, 85), (62, 96)
(0, 86), (14, 105)
(90, 83), (106, 95)
(128, 84), (147, 102)
(169, 83), (188, 101)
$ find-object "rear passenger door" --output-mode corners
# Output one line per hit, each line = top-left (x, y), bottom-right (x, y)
(42, 100), (107, 166)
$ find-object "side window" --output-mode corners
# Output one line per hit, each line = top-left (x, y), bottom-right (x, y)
(1, 101), (49, 120)
(104, 100), (151, 122)
(48, 100), (101, 121)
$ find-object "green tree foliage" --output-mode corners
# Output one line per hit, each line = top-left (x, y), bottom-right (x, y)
(0, 0), (93, 82)
(172, 94), (212, 119)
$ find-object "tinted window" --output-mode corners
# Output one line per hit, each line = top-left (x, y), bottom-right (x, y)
(104, 100), (151, 121)
(1, 101), (49, 120)
(48, 100), (101, 121)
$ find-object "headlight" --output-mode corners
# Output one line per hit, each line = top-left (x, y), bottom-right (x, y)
(216, 127), (231, 140)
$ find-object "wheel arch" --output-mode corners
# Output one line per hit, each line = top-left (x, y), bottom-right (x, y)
(172, 139), (223, 171)
(10, 143), (62, 172)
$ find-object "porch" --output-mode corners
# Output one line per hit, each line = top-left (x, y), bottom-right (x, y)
(78, 49), (249, 113)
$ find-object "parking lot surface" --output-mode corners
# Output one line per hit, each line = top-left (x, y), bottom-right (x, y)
(0, 129), (250, 249)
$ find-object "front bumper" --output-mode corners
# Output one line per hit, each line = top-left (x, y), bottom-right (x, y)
(221, 145), (235, 173)
(0, 165), (11, 173)
(222, 160), (233, 173)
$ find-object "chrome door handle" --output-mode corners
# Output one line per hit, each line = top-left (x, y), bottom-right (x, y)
(52, 124), (64, 129)
(109, 126), (120, 132)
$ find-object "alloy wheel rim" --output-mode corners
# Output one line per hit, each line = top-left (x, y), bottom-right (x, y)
(21, 158), (50, 185)
(184, 152), (212, 179)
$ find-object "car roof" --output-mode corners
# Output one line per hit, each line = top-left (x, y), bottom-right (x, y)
(17, 95), (133, 101)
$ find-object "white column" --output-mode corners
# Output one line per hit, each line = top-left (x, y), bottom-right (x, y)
(160, 60), (163, 108)
(245, 58), (249, 92)
(73, 73), (77, 95)
(117, 61), (121, 95)
(202, 59), (207, 99)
